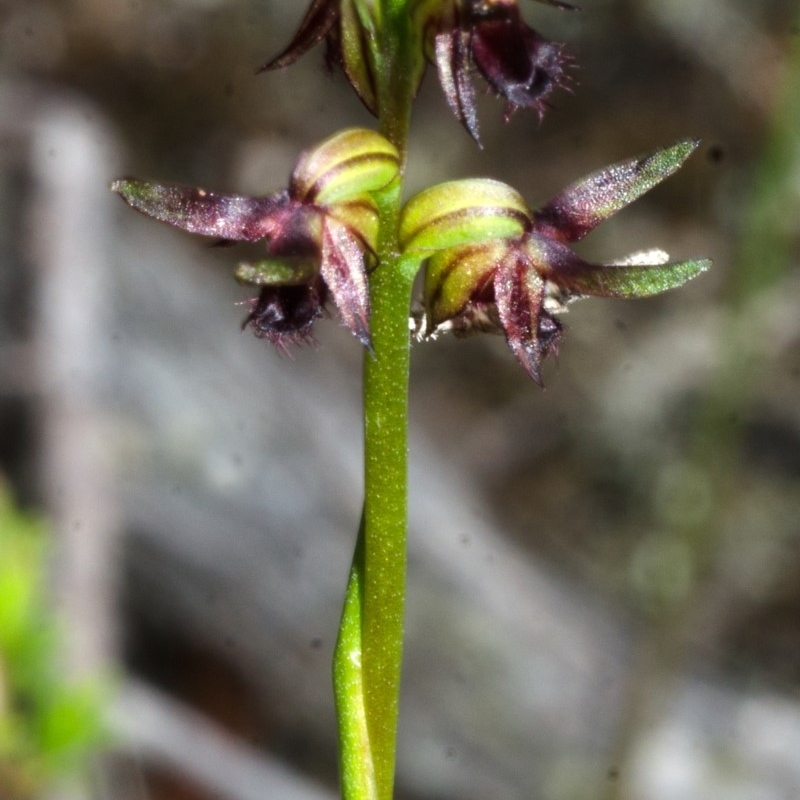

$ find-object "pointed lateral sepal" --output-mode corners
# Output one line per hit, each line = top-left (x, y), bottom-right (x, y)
(400, 179), (531, 254)
(319, 217), (372, 348)
(494, 250), (549, 384)
(525, 234), (711, 297)
(112, 179), (284, 241)
(290, 128), (400, 206)
(258, 0), (339, 72)
(434, 29), (481, 145)
(424, 241), (509, 328)
(534, 139), (701, 242)
(572, 257), (712, 298)
(562, 258), (712, 298)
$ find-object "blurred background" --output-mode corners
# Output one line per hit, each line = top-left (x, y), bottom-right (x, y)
(1, 0), (799, 798)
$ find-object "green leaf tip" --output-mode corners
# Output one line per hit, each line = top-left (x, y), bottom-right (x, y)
(560, 256), (712, 299)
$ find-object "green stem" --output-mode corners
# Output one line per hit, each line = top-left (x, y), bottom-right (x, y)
(333, 4), (418, 800)
(334, 220), (415, 800)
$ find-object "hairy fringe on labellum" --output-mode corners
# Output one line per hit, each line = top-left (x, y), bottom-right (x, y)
(242, 282), (329, 351)
(434, 0), (575, 143)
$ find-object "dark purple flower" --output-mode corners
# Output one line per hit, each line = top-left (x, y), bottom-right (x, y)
(433, 0), (576, 143)
(243, 281), (329, 349)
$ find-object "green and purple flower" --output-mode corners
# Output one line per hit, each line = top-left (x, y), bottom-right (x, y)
(113, 128), (400, 349)
(401, 139), (711, 383)
(261, 0), (574, 143)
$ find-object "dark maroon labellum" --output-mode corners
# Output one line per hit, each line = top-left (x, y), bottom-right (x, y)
(536, 310), (562, 359)
(471, 16), (568, 119)
(243, 281), (328, 347)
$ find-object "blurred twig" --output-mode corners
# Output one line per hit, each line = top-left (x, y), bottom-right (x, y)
(107, 680), (336, 800)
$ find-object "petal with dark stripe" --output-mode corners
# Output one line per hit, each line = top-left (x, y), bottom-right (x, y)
(400, 179), (531, 254)
(424, 241), (506, 329)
